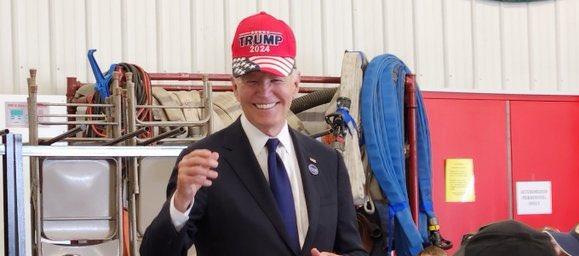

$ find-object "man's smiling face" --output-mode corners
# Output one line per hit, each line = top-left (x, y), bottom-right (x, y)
(232, 70), (299, 136)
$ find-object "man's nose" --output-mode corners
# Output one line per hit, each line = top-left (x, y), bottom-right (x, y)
(256, 80), (273, 93)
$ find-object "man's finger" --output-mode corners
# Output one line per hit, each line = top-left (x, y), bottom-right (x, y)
(310, 248), (339, 256)
(191, 175), (207, 185)
(179, 155), (219, 169)
(180, 166), (218, 179)
(202, 179), (212, 187)
(179, 165), (208, 177)
(206, 170), (218, 179)
(182, 149), (213, 160)
(179, 156), (218, 169)
(311, 248), (321, 256)
(178, 173), (204, 185)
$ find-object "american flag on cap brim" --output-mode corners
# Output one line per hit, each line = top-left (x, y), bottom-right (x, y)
(232, 56), (295, 77)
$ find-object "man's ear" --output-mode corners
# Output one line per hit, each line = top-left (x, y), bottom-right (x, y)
(293, 70), (301, 95)
(231, 78), (239, 102)
(231, 78), (240, 99)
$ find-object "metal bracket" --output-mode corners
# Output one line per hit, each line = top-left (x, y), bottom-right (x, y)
(2, 132), (26, 256)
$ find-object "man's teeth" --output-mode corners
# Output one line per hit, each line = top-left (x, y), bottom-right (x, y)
(255, 103), (276, 109)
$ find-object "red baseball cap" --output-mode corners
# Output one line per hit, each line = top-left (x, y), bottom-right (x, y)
(231, 12), (296, 77)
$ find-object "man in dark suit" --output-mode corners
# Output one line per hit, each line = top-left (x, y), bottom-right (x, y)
(140, 12), (367, 256)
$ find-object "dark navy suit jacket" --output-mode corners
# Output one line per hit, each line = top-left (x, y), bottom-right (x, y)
(140, 118), (367, 256)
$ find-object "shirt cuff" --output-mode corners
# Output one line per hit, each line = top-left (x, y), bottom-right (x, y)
(169, 192), (193, 232)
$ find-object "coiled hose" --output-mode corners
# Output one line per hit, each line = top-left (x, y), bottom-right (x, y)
(86, 63), (152, 137)
(290, 87), (338, 114)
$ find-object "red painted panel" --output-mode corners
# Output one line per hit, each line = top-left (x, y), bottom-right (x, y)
(424, 98), (509, 254)
(423, 91), (579, 102)
(510, 101), (579, 231)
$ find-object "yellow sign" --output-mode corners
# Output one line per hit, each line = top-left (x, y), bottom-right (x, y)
(445, 158), (475, 202)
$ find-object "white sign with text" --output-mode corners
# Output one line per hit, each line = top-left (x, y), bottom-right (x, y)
(516, 181), (552, 215)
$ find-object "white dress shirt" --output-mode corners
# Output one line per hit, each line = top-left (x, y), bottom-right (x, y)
(170, 115), (309, 247)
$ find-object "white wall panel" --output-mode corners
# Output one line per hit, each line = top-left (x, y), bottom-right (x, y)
(1, 0), (578, 95)
(10, 0), (22, 94)
(414, 0), (445, 89)
(528, 1), (557, 91)
(321, 0), (354, 76)
(85, 0), (122, 84)
(500, 3), (530, 90)
(291, 0), (324, 75)
(156, 0), (192, 72)
(124, 0), (157, 72)
(52, 0), (87, 93)
(556, 0), (579, 93)
(258, 0), (290, 21)
(0, 0), (14, 94)
(351, 0), (384, 60)
(21, 0), (52, 94)
(192, 0), (226, 73)
(443, 0), (474, 89)
(384, 0), (415, 70)
(473, 0), (502, 90)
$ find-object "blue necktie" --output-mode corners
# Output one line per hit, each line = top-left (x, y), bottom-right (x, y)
(266, 138), (299, 250)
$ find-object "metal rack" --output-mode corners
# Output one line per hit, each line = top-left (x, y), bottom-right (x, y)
(21, 58), (343, 255)
(0, 141), (184, 256)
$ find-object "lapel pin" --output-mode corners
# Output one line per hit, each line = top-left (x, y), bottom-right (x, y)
(309, 157), (317, 164)
(308, 163), (319, 176)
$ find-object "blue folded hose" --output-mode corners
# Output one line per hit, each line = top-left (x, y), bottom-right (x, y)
(416, 90), (436, 244)
(361, 54), (435, 255)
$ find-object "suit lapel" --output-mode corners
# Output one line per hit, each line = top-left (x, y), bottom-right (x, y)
(289, 129), (321, 254)
(221, 119), (299, 255)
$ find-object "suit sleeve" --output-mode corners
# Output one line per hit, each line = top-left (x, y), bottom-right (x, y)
(139, 147), (208, 256)
(334, 152), (369, 256)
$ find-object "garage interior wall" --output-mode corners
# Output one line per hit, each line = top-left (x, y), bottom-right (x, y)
(425, 92), (579, 254)
(0, 0), (578, 95)
(1, 0), (578, 254)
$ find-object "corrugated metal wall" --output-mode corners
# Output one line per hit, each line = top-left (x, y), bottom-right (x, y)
(0, 0), (577, 95)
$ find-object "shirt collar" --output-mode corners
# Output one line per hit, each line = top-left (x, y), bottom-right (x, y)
(240, 115), (292, 156)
